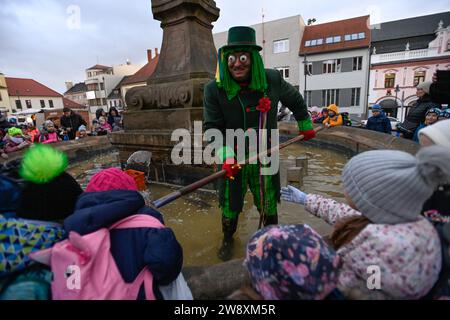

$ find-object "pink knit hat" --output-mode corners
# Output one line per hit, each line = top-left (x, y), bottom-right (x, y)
(85, 168), (137, 192)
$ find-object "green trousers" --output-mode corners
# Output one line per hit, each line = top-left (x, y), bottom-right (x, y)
(222, 164), (278, 219)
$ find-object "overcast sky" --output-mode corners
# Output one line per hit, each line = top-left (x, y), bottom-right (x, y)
(0, 0), (449, 93)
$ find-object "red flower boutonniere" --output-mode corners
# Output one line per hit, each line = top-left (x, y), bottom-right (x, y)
(256, 97), (271, 113)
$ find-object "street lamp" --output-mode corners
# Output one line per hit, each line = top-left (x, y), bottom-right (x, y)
(394, 84), (400, 118)
(302, 55), (311, 106)
(307, 18), (316, 25)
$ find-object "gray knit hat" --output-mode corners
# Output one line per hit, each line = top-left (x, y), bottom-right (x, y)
(416, 81), (432, 94)
(342, 145), (450, 225)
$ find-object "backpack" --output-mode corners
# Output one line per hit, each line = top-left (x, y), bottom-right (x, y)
(30, 214), (164, 300)
(341, 112), (352, 126)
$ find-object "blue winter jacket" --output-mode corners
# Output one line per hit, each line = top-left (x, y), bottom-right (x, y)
(413, 123), (426, 142)
(366, 114), (392, 134)
(64, 190), (183, 300)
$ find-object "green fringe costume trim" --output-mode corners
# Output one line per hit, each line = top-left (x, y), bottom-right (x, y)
(221, 164), (278, 219)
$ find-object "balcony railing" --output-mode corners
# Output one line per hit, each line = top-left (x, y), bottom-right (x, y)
(371, 48), (442, 64)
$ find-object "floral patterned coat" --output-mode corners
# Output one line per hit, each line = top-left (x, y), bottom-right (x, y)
(305, 194), (442, 300)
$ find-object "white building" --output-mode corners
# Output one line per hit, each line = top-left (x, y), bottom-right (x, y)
(84, 61), (141, 114)
(0, 73), (10, 114)
(5, 77), (64, 114)
(369, 12), (450, 121)
(214, 15), (306, 89)
(299, 16), (371, 119)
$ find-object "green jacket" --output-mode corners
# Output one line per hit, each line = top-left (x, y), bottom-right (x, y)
(203, 69), (309, 213)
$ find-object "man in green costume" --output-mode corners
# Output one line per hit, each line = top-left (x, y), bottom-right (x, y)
(203, 26), (315, 260)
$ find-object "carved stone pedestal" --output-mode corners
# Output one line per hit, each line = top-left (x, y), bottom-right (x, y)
(110, 0), (220, 185)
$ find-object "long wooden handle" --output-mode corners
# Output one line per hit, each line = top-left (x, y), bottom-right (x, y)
(153, 126), (324, 208)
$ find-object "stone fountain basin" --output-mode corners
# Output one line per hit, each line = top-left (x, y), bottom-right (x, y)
(0, 126), (419, 299)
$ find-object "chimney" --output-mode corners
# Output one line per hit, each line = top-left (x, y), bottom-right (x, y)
(155, 47), (159, 56)
(147, 49), (152, 62)
(65, 81), (74, 90)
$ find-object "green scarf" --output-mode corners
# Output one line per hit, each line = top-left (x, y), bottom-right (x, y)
(216, 47), (268, 100)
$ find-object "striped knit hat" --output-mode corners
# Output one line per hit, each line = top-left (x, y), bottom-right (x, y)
(342, 145), (450, 224)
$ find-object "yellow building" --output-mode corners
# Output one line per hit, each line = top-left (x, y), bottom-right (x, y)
(0, 73), (11, 114)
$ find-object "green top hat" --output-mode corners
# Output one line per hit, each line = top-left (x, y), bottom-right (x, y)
(222, 26), (262, 51)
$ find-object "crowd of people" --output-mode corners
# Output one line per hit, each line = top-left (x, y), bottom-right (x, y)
(306, 74), (449, 143)
(0, 116), (449, 300)
(0, 23), (449, 301)
(0, 107), (123, 159)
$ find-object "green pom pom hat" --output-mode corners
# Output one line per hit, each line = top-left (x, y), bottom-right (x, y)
(19, 144), (69, 184)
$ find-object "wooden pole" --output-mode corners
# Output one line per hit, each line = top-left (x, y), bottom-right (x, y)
(154, 126), (324, 208)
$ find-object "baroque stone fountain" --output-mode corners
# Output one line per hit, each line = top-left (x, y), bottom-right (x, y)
(109, 0), (220, 185)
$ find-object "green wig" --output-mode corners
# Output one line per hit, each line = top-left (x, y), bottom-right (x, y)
(19, 144), (68, 184)
(215, 47), (268, 100)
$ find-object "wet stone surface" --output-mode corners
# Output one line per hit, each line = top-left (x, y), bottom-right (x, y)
(68, 144), (348, 267)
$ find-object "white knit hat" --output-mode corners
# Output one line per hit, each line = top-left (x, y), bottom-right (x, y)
(342, 145), (450, 224)
(419, 119), (450, 149)
(416, 81), (432, 94)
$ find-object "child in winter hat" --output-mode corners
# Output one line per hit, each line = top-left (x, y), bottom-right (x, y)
(281, 146), (450, 299)
(16, 144), (83, 221)
(419, 119), (450, 224)
(0, 145), (80, 298)
(419, 119), (450, 150)
(63, 167), (189, 300)
(243, 224), (342, 300)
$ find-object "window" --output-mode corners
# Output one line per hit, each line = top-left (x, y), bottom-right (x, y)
(276, 67), (290, 79)
(322, 89), (340, 106)
(317, 39), (323, 45)
(304, 63), (313, 76)
(414, 71), (426, 86)
(273, 39), (289, 53)
(15, 100), (22, 109)
(49, 100), (54, 108)
(26, 100), (32, 109)
(353, 56), (363, 71)
(88, 83), (100, 91)
(100, 83), (105, 90)
(40, 100), (45, 108)
(305, 40), (311, 47)
(323, 59), (341, 74)
(114, 100), (117, 107)
(345, 33), (365, 41)
(351, 88), (361, 106)
(310, 39), (317, 46)
(447, 41), (450, 51)
(326, 36), (341, 44)
(0, 92), (2, 101)
(305, 91), (312, 108)
(385, 73), (396, 88)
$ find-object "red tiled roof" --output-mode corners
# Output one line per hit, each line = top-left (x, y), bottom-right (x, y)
(121, 55), (159, 86)
(63, 97), (87, 109)
(299, 16), (371, 55)
(5, 77), (62, 97)
(86, 64), (112, 71)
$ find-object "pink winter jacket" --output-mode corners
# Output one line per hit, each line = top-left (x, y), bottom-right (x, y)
(40, 132), (59, 144)
(305, 194), (442, 300)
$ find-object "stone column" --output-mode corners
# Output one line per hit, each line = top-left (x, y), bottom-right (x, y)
(110, 0), (220, 186)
